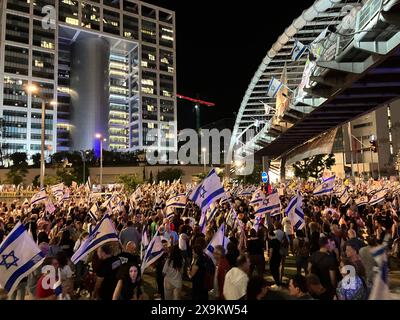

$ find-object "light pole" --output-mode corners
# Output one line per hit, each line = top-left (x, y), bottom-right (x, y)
(202, 148), (206, 173)
(80, 150), (89, 184)
(25, 84), (56, 188)
(95, 134), (106, 187)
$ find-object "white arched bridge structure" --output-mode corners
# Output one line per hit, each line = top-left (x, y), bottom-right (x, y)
(229, 0), (400, 176)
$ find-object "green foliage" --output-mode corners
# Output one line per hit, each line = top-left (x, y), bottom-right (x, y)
(6, 152), (28, 185)
(31, 153), (41, 168)
(44, 175), (62, 186)
(50, 151), (89, 185)
(117, 174), (139, 192)
(32, 175), (40, 188)
(157, 168), (183, 183)
(292, 154), (336, 180)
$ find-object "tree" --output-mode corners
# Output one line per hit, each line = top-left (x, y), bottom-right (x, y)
(50, 151), (89, 185)
(235, 163), (263, 185)
(6, 152), (28, 185)
(117, 174), (139, 192)
(157, 168), (183, 183)
(31, 153), (41, 168)
(292, 154), (336, 180)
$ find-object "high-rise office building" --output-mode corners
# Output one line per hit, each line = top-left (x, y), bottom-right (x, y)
(0, 0), (177, 160)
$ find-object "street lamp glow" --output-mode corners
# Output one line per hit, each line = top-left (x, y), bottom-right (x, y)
(95, 133), (102, 139)
(202, 148), (206, 153)
(25, 84), (39, 94)
(50, 100), (57, 106)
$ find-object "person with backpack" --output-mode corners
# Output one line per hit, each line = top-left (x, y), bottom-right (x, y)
(293, 229), (310, 275)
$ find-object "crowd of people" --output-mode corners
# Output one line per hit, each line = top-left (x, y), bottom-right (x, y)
(0, 176), (398, 301)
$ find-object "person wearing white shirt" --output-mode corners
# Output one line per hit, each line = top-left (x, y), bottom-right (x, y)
(223, 254), (250, 300)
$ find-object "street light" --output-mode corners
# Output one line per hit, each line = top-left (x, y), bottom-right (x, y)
(202, 148), (207, 173)
(25, 84), (56, 188)
(95, 134), (106, 187)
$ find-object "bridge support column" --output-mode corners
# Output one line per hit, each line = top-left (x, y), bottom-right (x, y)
(262, 156), (270, 173)
(280, 157), (286, 182)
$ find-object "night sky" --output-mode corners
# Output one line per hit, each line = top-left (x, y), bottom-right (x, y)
(144, 0), (314, 129)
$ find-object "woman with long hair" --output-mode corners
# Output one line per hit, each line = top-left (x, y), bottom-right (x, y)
(163, 245), (184, 300)
(112, 263), (144, 300)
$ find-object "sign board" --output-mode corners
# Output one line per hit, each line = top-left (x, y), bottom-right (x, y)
(261, 171), (269, 184)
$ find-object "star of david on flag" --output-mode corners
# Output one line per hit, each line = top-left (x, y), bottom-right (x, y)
(0, 223), (45, 295)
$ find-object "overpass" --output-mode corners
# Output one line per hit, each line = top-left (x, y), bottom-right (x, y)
(229, 0), (400, 173)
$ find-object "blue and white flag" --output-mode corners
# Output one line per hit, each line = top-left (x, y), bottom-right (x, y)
(141, 233), (165, 274)
(206, 203), (219, 222)
(253, 214), (263, 232)
(166, 194), (187, 209)
(189, 169), (226, 213)
(340, 188), (351, 206)
(285, 192), (305, 231)
(249, 189), (265, 206)
(369, 189), (388, 206)
(199, 211), (207, 234)
(355, 196), (369, 207)
(71, 213), (119, 264)
(291, 39), (307, 61)
(369, 244), (391, 300)
(313, 176), (335, 196)
(53, 268), (63, 300)
(205, 223), (229, 264)
(140, 227), (150, 261)
(226, 208), (238, 229)
(267, 77), (283, 98)
(0, 223), (45, 295)
(88, 203), (99, 222)
(264, 192), (281, 216)
(50, 183), (64, 199)
(30, 188), (48, 205)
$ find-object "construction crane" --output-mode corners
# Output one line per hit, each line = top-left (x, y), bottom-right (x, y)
(176, 94), (215, 131)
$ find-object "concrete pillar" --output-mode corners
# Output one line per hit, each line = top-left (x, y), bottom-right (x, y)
(70, 37), (110, 151)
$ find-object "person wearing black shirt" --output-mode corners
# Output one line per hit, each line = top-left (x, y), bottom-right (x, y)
(188, 244), (208, 300)
(155, 240), (169, 299)
(58, 229), (75, 258)
(306, 273), (332, 300)
(308, 237), (337, 299)
(93, 244), (122, 300)
(226, 241), (240, 268)
(268, 230), (282, 286)
(247, 229), (265, 277)
(118, 241), (141, 267)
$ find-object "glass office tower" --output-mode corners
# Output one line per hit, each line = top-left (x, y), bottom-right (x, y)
(0, 0), (177, 160)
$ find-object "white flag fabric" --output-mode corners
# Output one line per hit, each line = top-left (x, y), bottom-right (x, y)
(45, 200), (56, 215)
(0, 223), (45, 295)
(369, 189), (388, 206)
(264, 192), (281, 216)
(355, 196), (369, 206)
(267, 77), (283, 98)
(339, 188), (351, 206)
(249, 189), (265, 206)
(313, 176), (335, 196)
(205, 223), (229, 264)
(71, 214), (119, 264)
(189, 169), (226, 213)
(88, 203), (99, 222)
(166, 194), (187, 209)
(30, 188), (48, 205)
(369, 245), (391, 300)
(291, 39), (307, 61)
(285, 192), (305, 231)
(50, 183), (64, 199)
(141, 233), (165, 274)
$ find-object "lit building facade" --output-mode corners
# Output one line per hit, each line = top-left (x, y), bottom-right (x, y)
(0, 0), (177, 160)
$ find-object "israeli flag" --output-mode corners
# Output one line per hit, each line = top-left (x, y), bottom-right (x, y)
(71, 213), (119, 264)
(291, 39), (308, 61)
(313, 176), (335, 196)
(50, 183), (64, 199)
(166, 194), (187, 209)
(141, 233), (165, 274)
(45, 200), (56, 215)
(267, 77), (283, 98)
(253, 214), (263, 232)
(190, 169), (226, 213)
(285, 192), (305, 231)
(30, 188), (48, 205)
(199, 211), (207, 234)
(88, 203), (99, 222)
(369, 189), (388, 206)
(355, 196), (369, 207)
(140, 227), (150, 261)
(249, 189), (265, 206)
(264, 192), (281, 216)
(339, 188), (351, 206)
(226, 208), (238, 229)
(0, 223), (45, 295)
(205, 223), (229, 264)
(369, 244), (391, 300)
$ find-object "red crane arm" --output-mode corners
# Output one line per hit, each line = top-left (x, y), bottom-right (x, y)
(176, 94), (215, 107)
